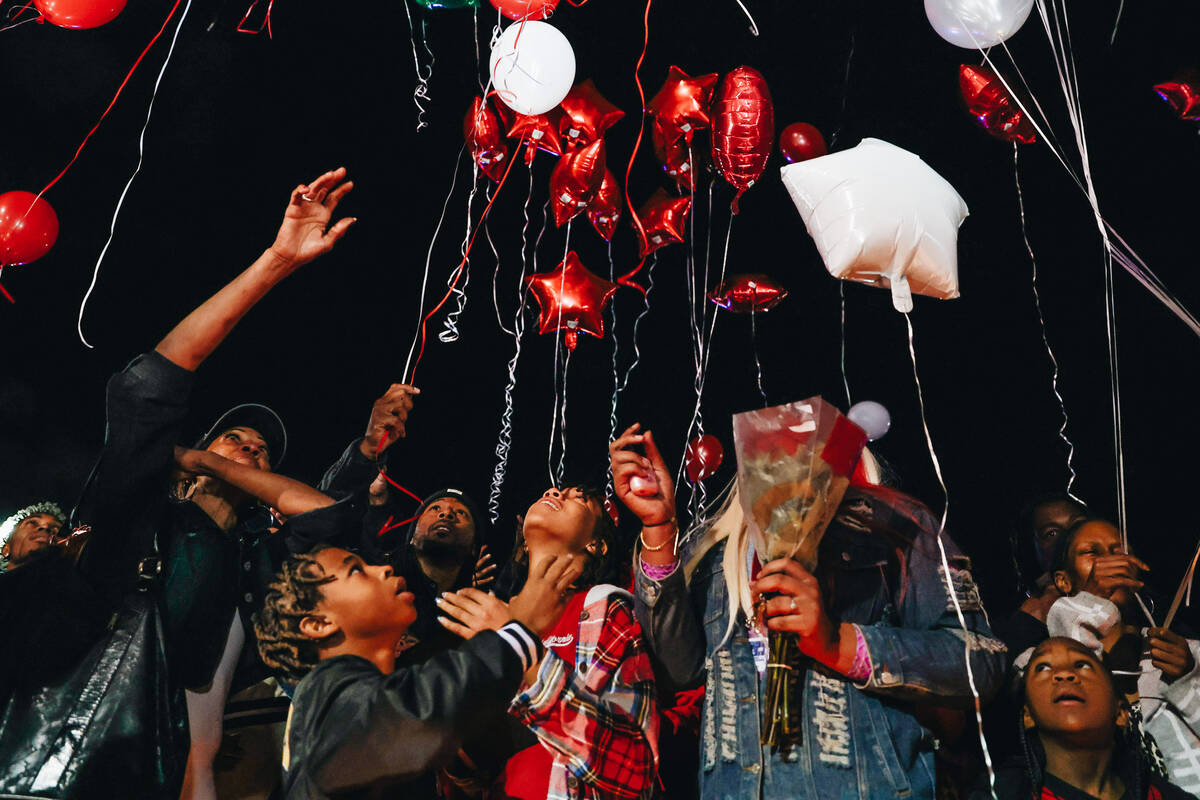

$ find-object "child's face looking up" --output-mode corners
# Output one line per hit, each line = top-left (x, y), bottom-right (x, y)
(308, 548), (418, 641)
(1024, 637), (1120, 747)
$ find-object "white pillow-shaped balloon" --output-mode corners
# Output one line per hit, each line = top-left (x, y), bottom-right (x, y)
(489, 20), (576, 116)
(780, 138), (968, 312)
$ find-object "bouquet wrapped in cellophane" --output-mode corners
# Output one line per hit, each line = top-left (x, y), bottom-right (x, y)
(732, 397), (867, 748)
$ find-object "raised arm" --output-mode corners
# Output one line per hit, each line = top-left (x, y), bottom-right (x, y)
(174, 447), (333, 517)
(156, 168), (355, 372)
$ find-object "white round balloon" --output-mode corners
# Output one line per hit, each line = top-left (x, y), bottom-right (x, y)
(489, 20), (576, 116)
(924, 0), (1034, 49)
(847, 401), (891, 441)
(780, 138), (968, 312)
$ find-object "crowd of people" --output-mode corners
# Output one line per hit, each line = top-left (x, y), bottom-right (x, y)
(2, 169), (1198, 800)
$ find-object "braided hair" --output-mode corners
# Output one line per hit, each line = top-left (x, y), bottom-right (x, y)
(254, 545), (337, 684)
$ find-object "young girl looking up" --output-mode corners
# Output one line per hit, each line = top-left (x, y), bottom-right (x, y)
(437, 485), (659, 800)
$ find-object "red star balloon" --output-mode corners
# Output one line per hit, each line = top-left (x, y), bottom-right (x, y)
(506, 108), (565, 164)
(463, 96), (510, 182)
(550, 139), (606, 227)
(636, 189), (691, 258)
(712, 66), (774, 213)
(0, 191), (59, 266)
(684, 435), (724, 482)
(587, 170), (622, 241)
(1155, 73), (1200, 121)
(647, 65), (718, 146)
(559, 79), (624, 149)
(708, 274), (788, 313)
(651, 123), (696, 192)
(525, 251), (619, 350)
(959, 64), (1035, 144)
(778, 122), (827, 163)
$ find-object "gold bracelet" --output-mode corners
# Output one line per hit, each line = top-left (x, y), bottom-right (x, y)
(639, 518), (676, 552)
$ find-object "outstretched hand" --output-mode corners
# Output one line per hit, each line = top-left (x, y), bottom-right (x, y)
(609, 423), (675, 527)
(361, 383), (420, 459)
(268, 167), (356, 268)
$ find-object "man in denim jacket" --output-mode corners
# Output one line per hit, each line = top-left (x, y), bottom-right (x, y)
(610, 425), (1007, 799)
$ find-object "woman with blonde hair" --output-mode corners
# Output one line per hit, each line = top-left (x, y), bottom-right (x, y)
(610, 422), (1007, 800)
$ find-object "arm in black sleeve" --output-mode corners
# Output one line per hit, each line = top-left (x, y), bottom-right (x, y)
(302, 622), (542, 793)
(281, 493), (368, 555)
(74, 352), (195, 593)
(317, 438), (384, 496)
(632, 558), (707, 693)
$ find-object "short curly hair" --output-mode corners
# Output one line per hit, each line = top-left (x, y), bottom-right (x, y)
(254, 545), (337, 684)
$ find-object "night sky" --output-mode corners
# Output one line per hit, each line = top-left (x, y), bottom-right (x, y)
(2, 0), (1199, 621)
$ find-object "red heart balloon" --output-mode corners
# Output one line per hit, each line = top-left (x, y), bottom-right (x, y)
(959, 64), (1036, 144)
(463, 96), (510, 182)
(0, 191), (60, 266)
(586, 170), (622, 242)
(550, 139), (606, 227)
(708, 274), (788, 313)
(525, 251), (619, 350)
(1155, 72), (1200, 121)
(684, 435), (724, 482)
(712, 66), (774, 213)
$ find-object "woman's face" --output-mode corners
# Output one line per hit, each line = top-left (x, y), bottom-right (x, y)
(205, 426), (272, 472)
(1024, 638), (1119, 746)
(1031, 500), (1086, 572)
(522, 487), (603, 555)
(1061, 520), (1130, 604)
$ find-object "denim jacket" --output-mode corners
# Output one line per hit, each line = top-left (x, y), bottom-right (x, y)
(633, 486), (1007, 800)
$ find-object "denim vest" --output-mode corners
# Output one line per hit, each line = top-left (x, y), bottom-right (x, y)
(638, 495), (1007, 800)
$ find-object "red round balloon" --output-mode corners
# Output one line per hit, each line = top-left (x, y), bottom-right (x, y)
(559, 79), (624, 149)
(708, 274), (787, 313)
(488, 0), (557, 20)
(778, 123), (827, 163)
(463, 96), (510, 182)
(647, 65), (718, 146)
(587, 170), (622, 242)
(35, 0), (126, 28)
(0, 191), (59, 266)
(525, 251), (619, 350)
(636, 189), (690, 258)
(959, 64), (1036, 144)
(711, 66), (774, 213)
(550, 139), (606, 227)
(684, 435), (723, 482)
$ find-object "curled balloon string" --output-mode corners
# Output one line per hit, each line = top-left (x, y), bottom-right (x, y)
(839, 283), (851, 408)
(617, 252), (657, 395)
(903, 311), (998, 799)
(403, 145), (467, 381)
(683, 151), (704, 519)
(750, 309), (768, 407)
(0, 3), (38, 32)
(604, 239), (620, 505)
(78, 0), (195, 349)
(556, 344), (573, 485)
(546, 219), (572, 485)
(1013, 144), (1082, 503)
(401, 0), (434, 131)
(234, 0), (274, 36)
(732, 0), (758, 36)
(407, 135), (522, 385)
(616, 0), (654, 293)
(490, 181), (514, 335)
(439, 162), (484, 344)
(487, 168), (538, 523)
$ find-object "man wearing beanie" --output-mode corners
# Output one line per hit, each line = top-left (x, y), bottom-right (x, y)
(0, 500), (67, 572)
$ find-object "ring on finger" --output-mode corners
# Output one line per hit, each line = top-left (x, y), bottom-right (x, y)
(789, 598), (798, 612)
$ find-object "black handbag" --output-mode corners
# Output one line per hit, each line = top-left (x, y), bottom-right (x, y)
(0, 544), (188, 800)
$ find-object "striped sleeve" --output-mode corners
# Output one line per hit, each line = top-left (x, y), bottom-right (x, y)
(497, 621), (544, 672)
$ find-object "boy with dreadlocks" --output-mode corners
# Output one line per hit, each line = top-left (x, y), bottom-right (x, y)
(978, 637), (1192, 800)
(255, 544), (581, 799)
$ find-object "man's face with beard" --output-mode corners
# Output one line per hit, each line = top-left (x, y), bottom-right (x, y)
(410, 497), (476, 564)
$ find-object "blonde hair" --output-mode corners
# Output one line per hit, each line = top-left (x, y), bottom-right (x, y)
(681, 448), (882, 649)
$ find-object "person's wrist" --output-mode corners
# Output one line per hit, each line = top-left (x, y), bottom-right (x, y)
(360, 435), (380, 460)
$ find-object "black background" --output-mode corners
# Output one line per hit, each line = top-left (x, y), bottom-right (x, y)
(2, 0), (1199, 620)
